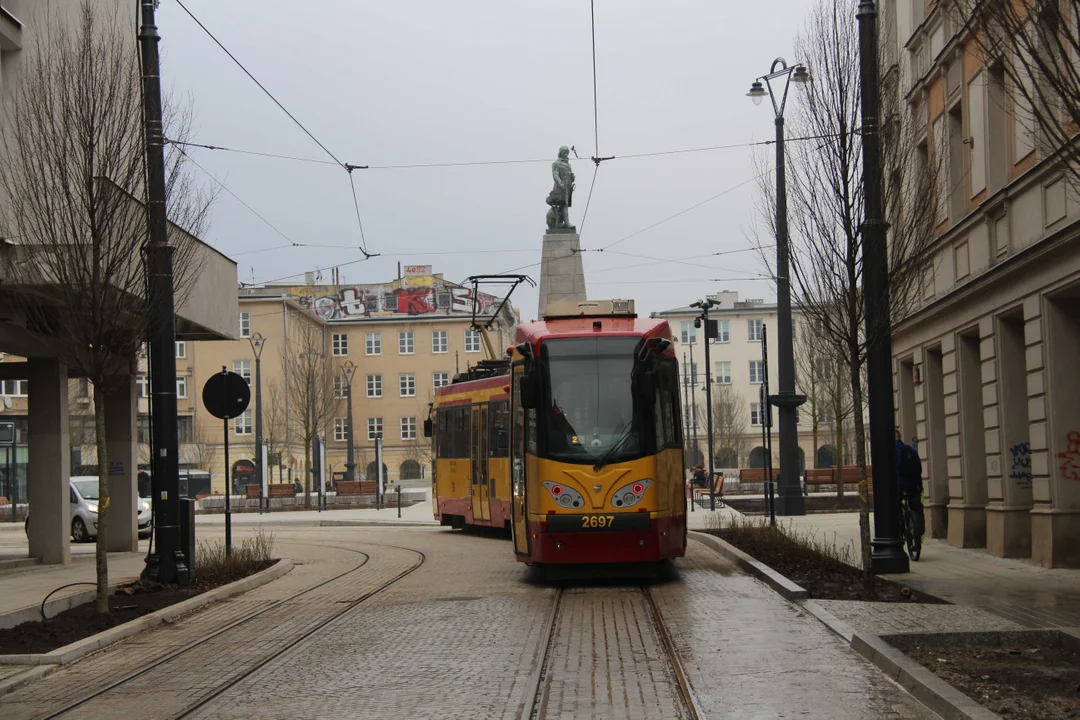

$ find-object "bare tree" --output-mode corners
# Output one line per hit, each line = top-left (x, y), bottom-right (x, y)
(752, 0), (939, 589)
(952, 0), (1080, 193)
(708, 382), (750, 470)
(262, 379), (289, 484)
(282, 315), (339, 507)
(0, 2), (212, 612)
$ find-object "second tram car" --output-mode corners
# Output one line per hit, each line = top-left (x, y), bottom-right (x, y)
(507, 300), (686, 565)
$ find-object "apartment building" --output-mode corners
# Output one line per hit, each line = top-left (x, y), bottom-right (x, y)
(652, 291), (828, 474)
(884, 1), (1080, 566)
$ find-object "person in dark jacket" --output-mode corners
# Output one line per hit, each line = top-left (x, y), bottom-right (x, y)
(896, 429), (925, 537)
(691, 465), (708, 489)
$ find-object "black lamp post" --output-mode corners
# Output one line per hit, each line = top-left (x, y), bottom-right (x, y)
(857, 0), (908, 573)
(341, 361), (357, 482)
(248, 332), (265, 512)
(691, 299), (719, 510)
(748, 58), (810, 516)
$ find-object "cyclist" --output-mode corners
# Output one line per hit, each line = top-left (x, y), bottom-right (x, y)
(895, 429), (925, 539)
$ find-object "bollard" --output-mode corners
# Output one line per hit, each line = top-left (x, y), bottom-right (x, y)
(397, 485), (401, 518)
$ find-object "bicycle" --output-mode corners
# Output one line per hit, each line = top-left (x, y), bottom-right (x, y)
(899, 492), (922, 561)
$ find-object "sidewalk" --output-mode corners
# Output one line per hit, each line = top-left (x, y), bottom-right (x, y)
(766, 507), (1080, 629)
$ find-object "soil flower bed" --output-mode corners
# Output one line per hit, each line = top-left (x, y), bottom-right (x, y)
(704, 515), (943, 603)
(0, 532), (276, 655)
(899, 641), (1080, 719)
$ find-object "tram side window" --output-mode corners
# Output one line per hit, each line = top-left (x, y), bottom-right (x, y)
(436, 407), (472, 459)
(489, 401), (510, 458)
(656, 359), (681, 450)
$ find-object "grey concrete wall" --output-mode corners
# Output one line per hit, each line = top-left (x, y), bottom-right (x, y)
(537, 231), (586, 319)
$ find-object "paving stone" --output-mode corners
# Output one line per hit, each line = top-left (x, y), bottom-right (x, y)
(816, 600), (1028, 635)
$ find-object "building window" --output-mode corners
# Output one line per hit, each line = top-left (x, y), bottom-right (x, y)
(432, 330), (448, 354)
(750, 402), (762, 426)
(176, 376), (188, 399)
(399, 373), (416, 397)
(333, 375), (348, 399)
(233, 360), (251, 385)
(366, 332), (382, 356)
(747, 319), (763, 342)
(334, 418), (348, 442)
(433, 372), (449, 390)
(367, 374), (382, 398)
(137, 415), (150, 444)
(715, 361), (731, 384)
(749, 360), (764, 384)
(464, 329), (481, 353)
(177, 416), (194, 444)
(77, 378), (90, 398)
(175, 341), (186, 359)
(367, 417), (383, 441)
(239, 312), (250, 338)
(715, 320), (729, 343)
(688, 362), (698, 385)
(398, 331), (414, 355)
(332, 333), (348, 357)
(680, 321), (696, 345)
(401, 417), (417, 440)
(235, 409), (253, 435)
(135, 375), (148, 398)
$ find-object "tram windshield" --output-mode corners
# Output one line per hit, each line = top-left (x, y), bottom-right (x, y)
(539, 336), (648, 465)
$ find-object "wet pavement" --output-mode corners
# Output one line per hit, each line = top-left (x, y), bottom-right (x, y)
(0, 523), (932, 719)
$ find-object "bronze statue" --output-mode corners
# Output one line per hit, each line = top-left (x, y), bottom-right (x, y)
(545, 146), (575, 230)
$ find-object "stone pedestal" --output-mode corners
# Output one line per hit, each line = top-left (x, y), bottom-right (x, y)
(27, 359), (71, 565)
(925, 501), (949, 539)
(1031, 508), (1080, 568)
(986, 503), (1032, 558)
(537, 228), (586, 319)
(947, 503), (987, 548)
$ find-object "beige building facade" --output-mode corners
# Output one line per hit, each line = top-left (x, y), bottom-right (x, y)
(886, 1), (1080, 566)
(653, 291), (830, 474)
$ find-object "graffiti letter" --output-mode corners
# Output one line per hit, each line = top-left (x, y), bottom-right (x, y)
(1057, 432), (1080, 482)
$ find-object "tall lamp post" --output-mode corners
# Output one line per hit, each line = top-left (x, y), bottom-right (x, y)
(747, 58), (810, 516)
(857, 0), (908, 572)
(341, 361), (357, 482)
(691, 299), (719, 510)
(248, 332), (265, 512)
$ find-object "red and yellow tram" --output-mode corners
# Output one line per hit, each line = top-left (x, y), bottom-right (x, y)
(507, 300), (686, 565)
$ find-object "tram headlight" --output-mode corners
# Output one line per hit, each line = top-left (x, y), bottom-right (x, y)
(610, 478), (652, 508)
(542, 482), (584, 509)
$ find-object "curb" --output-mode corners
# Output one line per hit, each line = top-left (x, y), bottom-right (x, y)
(0, 558), (40, 573)
(318, 520), (438, 528)
(689, 530), (1001, 720)
(688, 531), (809, 600)
(0, 557), (293, 696)
(0, 579), (138, 631)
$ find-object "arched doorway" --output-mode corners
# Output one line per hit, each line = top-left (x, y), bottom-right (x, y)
(231, 459), (256, 494)
(714, 446), (738, 468)
(817, 445), (838, 469)
(365, 461), (378, 481)
(400, 459), (422, 481)
(748, 446), (768, 469)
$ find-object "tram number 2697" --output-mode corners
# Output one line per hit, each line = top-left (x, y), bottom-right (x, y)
(582, 515), (616, 529)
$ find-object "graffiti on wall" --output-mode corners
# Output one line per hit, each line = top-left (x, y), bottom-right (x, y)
(1057, 431), (1080, 481)
(1008, 441), (1033, 489)
(286, 279), (498, 320)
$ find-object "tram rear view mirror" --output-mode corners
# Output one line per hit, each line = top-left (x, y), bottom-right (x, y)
(423, 418), (433, 438)
(519, 373), (540, 409)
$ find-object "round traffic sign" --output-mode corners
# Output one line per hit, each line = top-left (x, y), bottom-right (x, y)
(202, 371), (251, 420)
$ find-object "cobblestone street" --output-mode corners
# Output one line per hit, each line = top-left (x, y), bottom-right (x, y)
(0, 525), (932, 719)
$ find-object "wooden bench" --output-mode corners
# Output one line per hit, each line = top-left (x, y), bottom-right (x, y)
(688, 475), (725, 506)
(0, 497), (8, 506)
(245, 484), (261, 499)
(738, 467), (780, 484)
(268, 484), (295, 499)
(336, 481), (378, 496)
(839, 465), (873, 498)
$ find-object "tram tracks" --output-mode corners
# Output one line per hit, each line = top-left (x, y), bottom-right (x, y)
(32, 542), (426, 720)
(522, 584), (704, 720)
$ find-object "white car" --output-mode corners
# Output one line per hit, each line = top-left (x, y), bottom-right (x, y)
(25, 476), (153, 542)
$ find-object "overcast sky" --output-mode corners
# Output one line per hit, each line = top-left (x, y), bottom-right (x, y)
(158, 0), (817, 319)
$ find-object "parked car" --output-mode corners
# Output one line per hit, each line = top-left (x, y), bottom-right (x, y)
(24, 476), (153, 542)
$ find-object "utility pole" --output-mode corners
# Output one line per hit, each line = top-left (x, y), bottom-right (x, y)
(693, 299), (719, 510)
(689, 343), (699, 465)
(342, 361), (356, 482)
(858, 0), (908, 573)
(249, 333), (265, 512)
(140, 1), (187, 585)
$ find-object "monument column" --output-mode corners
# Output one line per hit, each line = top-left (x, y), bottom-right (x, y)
(538, 145), (587, 318)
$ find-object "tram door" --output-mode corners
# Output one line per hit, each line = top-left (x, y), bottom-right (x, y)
(471, 405), (490, 522)
(510, 368), (530, 555)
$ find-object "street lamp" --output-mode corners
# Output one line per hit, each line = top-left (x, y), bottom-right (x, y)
(748, 57), (809, 516)
(856, 0), (908, 572)
(248, 332), (265, 512)
(691, 299), (720, 510)
(341, 360), (357, 483)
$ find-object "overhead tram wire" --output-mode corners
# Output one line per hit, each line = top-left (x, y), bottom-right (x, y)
(174, 0), (376, 258)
